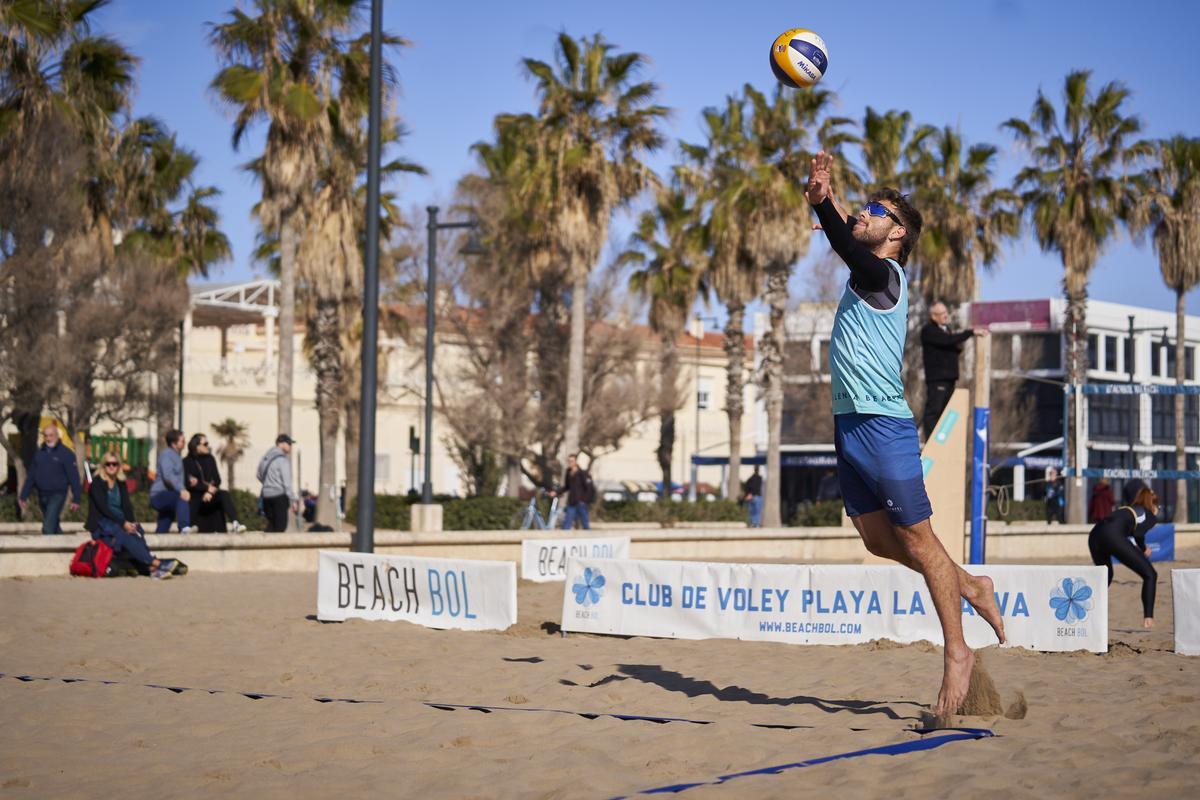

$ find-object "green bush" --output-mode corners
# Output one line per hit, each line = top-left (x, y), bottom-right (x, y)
(5, 487), (266, 530)
(446, 496), (525, 530)
(789, 500), (844, 527)
(987, 498), (1047, 522)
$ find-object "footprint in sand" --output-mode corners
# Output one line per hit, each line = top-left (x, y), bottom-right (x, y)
(505, 694), (528, 705)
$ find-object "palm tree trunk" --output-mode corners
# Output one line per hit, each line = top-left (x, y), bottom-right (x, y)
(723, 303), (746, 501)
(762, 268), (788, 527)
(563, 271), (587, 460)
(343, 395), (359, 515)
(311, 297), (341, 528)
(224, 458), (237, 492)
(657, 335), (679, 500)
(1064, 283), (1088, 524)
(277, 218), (298, 436)
(1176, 288), (1188, 523)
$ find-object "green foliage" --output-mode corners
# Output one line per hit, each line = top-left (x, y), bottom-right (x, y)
(445, 497), (525, 530)
(6, 488), (266, 531)
(987, 499), (1048, 522)
(593, 500), (744, 526)
(788, 500), (845, 527)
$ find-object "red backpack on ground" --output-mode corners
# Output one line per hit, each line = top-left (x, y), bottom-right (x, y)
(69, 540), (114, 578)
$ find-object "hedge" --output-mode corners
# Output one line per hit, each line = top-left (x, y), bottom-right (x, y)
(4, 488), (267, 531)
(987, 498), (1049, 522)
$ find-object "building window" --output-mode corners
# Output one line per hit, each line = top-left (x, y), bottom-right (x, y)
(1124, 336), (1136, 377)
(818, 340), (831, 374)
(1151, 342), (1165, 378)
(1087, 334), (1098, 370)
(1088, 384), (1133, 442)
(1154, 394), (1200, 445)
(1020, 333), (1061, 371)
(1104, 335), (1118, 372)
(697, 378), (712, 411)
(1166, 342), (1177, 380)
(375, 453), (390, 482)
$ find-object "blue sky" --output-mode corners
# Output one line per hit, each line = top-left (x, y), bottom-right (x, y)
(97, 0), (1200, 314)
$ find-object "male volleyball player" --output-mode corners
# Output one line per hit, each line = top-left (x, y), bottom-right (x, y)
(806, 151), (1004, 716)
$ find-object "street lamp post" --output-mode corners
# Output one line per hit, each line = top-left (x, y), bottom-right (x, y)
(419, 206), (484, 514)
(690, 314), (719, 502)
(354, 0), (384, 553)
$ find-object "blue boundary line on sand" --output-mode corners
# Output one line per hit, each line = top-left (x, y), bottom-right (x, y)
(611, 728), (995, 797)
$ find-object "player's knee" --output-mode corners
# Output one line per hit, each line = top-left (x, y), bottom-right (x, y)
(1146, 565), (1158, 583)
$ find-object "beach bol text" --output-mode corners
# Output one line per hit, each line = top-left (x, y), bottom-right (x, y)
(317, 551), (517, 631)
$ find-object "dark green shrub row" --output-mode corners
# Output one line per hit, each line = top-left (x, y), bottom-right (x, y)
(987, 498), (1050, 521)
(4, 488), (267, 531)
(788, 500), (845, 527)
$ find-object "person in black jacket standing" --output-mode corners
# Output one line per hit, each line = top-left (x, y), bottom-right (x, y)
(556, 453), (594, 531)
(920, 302), (976, 439)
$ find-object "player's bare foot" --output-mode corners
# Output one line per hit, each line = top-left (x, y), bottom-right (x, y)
(1143, 617), (1155, 629)
(934, 645), (975, 717)
(964, 574), (1006, 645)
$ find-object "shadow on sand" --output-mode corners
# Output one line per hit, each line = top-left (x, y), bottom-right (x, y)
(561, 663), (924, 721)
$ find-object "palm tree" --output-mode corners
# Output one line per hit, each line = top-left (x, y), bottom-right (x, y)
(210, 0), (362, 437)
(905, 125), (1021, 308)
(680, 96), (757, 502)
(210, 417), (251, 490)
(521, 32), (668, 463)
(861, 107), (913, 194)
(1, 0), (136, 477)
(1130, 136), (1200, 522)
(743, 84), (848, 526)
(623, 185), (706, 499)
(1004, 70), (1149, 522)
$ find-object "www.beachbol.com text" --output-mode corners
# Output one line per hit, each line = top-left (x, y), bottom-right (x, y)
(758, 620), (863, 634)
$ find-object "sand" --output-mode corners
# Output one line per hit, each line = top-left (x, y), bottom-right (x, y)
(2, 553), (1199, 798)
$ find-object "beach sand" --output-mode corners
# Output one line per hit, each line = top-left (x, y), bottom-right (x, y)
(2, 553), (1199, 798)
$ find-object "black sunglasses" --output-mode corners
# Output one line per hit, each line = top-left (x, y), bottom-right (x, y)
(864, 201), (905, 227)
(103, 462), (119, 468)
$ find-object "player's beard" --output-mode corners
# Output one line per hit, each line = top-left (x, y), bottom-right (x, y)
(852, 223), (889, 251)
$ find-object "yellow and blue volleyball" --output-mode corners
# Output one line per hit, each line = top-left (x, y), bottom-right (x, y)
(769, 28), (828, 88)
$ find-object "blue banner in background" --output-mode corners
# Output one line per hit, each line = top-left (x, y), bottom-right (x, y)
(1113, 523), (1175, 564)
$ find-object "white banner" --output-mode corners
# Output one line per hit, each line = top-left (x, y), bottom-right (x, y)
(317, 551), (516, 631)
(561, 558), (1108, 653)
(521, 537), (631, 582)
(1174, 569), (1200, 656)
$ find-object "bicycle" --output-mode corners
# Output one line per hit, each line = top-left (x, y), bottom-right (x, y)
(511, 490), (562, 530)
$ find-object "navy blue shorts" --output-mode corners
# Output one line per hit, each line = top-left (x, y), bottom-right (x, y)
(833, 413), (932, 528)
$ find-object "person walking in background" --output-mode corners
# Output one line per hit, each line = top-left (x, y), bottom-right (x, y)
(744, 466), (764, 528)
(1044, 466), (1066, 524)
(557, 453), (594, 531)
(1088, 487), (1161, 628)
(88, 450), (178, 579)
(257, 434), (298, 533)
(183, 434), (246, 533)
(920, 302), (977, 440)
(150, 429), (193, 533)
(18, 423), (82, 534)
(1089, 477), (1116, 523)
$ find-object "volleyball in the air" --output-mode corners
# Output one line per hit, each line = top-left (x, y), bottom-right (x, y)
(769, 28), (828, 88)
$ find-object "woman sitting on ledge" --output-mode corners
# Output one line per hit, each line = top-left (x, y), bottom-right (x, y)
(86, 451), (179, 580)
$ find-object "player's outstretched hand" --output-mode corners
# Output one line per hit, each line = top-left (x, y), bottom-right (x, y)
(806, 151), (833, 205)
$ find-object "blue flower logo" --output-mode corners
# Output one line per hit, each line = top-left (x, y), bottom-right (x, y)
(572, 567), (606, 606)
(1049, 577), (1093, 624)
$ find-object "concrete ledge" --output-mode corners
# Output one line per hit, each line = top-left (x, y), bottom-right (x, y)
(4, 524), (1199, 578)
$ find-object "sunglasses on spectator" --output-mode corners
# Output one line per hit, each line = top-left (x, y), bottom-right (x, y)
(103, 462), (119, 468)
(864, 201), (904, 226)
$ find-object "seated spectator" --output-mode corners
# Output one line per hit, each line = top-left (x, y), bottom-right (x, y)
(87, 451), (178, 579)
(150, 429), (193, 533)
(183, 434), (246, 533)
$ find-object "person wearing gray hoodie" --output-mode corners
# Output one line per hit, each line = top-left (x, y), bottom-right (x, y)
(257, 434), (298, 532)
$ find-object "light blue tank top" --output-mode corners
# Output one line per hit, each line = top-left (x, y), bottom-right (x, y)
(829, 259), (913, 418)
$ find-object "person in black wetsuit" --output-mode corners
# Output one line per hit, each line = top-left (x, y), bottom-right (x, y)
(1087, 486), (1160, 628)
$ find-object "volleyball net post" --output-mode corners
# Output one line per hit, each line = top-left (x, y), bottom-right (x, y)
(969, 334), (990, 565)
